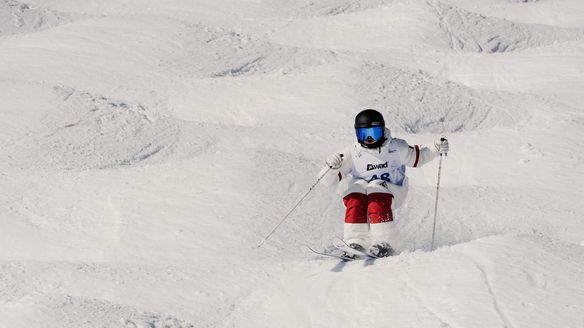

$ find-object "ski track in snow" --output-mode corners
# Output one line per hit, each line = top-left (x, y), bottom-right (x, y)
(2, 0), (584, 327)
(395, 274), (456, 328)
(469, 259), (516, 328)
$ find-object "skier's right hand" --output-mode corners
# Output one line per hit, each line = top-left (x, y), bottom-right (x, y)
(434, 137), (449, 156)
(326, 153), (343, 169)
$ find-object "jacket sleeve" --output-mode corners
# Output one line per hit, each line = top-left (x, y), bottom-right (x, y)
(396, 138), (439, 168)
(318, 146), (353, 186)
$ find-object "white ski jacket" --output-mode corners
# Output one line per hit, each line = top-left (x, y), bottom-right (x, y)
(320, 129), (439, 188)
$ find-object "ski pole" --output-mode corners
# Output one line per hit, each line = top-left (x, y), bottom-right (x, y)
(257, 158), (340, 248)
(430, 138), (446, 251)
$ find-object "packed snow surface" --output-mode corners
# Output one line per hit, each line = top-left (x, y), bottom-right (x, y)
(1, 0), (584, 327)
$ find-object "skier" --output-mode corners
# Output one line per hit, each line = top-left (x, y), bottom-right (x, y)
(319, 109), (449, 258)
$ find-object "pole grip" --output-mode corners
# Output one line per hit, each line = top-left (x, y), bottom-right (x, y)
(328, 153), (344, 168)
(440, 137), (447, 157)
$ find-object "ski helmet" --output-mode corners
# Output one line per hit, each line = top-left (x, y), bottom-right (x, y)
(354, 109), (386, 148)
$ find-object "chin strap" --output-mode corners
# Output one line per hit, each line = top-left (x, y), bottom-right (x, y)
(359, 137), (387, 150)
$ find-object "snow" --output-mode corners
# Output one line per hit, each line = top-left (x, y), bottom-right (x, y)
(1, 0), (584, 327)
(229, 235), (584, 328)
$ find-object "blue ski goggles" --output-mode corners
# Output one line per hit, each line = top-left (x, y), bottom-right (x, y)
(356, 126), (384, 143)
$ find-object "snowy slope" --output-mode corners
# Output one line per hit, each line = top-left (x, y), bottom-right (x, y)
(1, 0), (584, 327)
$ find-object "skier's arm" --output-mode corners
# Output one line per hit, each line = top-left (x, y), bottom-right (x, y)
(318, 147), (352, 186)
(396, 139), (439, 168)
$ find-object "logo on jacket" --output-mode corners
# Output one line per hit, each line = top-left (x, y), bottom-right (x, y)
(367, 162), (388, 171)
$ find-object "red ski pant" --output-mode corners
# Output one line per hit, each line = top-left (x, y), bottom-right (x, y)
(343, 192), (393, 224)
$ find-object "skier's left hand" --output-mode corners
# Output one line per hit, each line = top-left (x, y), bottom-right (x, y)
(326, 153), (344, 169)
(434, 137), (449, 156)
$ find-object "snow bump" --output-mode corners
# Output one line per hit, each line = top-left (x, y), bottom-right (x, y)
(430, 2), (583, 53)
(8, 87), (181, 170)
(0, 0), (71, 36)
(356, 63), (517, 133)
(272, 0), (391, 18)
(189, 29), (339, 78)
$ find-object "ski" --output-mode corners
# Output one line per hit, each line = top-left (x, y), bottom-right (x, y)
(331, 237), (376, 259)
(305, 245), (355, 261)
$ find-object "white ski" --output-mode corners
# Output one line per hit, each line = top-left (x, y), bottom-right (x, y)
(305, 245), (355, 261)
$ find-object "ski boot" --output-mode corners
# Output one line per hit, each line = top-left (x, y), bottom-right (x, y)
(341, 243), (367, 260)
(368, 242), (395, 258)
